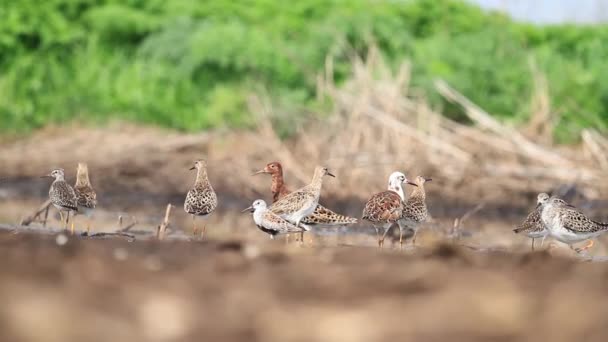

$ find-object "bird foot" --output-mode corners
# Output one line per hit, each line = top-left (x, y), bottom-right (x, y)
(575, 240), (594, 254)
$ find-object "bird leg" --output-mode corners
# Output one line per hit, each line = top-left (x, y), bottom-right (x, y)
(201, 225), (206, 239)
(373, 226), (381, 248)
(191, 215), (198, 236)
(59, 211), (65, 230)
(575, 240), (594, 254)
(380, 226), (392, 249)
(540, 235), (547, 248)
(531, 238), (535, 251)
(411, 228), (418, 247)
(296, 219), (304, 245)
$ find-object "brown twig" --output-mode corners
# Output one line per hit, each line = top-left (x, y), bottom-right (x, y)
(451, 203), (485, 240)
(20, 200), (52, 226)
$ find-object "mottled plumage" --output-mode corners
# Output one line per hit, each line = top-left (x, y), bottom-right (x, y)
(243, 199), (306, 238)
(540, 195), (608, 253)
(254, 161), (357, 227)
(513, 193), (555, 250)
(269, 166), (334, 228)
(362, 171), (416, 248)
(184, 160), (217, 217)
(362, 190), (404, 224)
(44, 168), (78, 230)
(399, 176), (431, 247)
(184, 160), (217, 238)
(74, 163), (97, 212)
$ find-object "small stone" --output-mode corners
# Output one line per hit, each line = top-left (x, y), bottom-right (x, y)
(55, 234), (68, 246)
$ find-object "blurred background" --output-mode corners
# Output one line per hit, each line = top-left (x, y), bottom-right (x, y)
(2, 1), (608, 341)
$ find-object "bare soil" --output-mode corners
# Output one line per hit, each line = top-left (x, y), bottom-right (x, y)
(1, 231), (608, 342)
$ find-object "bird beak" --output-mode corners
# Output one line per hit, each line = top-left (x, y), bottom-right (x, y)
(327, 172), (335, 178)
(241, 206), (254, 213)
(189, 166), (195, 170)
(252, 169), (267, 176)
(40, 174), (51, 178)
(406, 180), (418, 187)
(425, 178), (432, 182)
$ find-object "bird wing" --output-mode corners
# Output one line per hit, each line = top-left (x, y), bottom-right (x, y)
(561, 207), (603, 233)
(362, 191), (403, 223)
(261, 211), (305, 233)
(514, 207), (543, 233)
(302, 204), (357, 225)
(269, 187), (314, 216)
(50, 182), (78, 211)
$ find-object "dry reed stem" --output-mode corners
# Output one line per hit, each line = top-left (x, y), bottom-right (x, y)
(20, 200), (52, 226)
(157, 204), (173, 241)
(435, 79), (571, 166)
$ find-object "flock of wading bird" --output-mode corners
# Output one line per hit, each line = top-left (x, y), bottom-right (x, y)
(39, 159), (608, 253)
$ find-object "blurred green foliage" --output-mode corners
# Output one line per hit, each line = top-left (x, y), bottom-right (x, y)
(1, 0), (607, 141)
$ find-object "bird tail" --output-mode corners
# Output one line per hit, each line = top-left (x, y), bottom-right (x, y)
(513, 226), (524, 234)
(303, 205), (358, 226)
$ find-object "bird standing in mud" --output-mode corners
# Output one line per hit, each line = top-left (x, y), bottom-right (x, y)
(539, 194), (608, 254)
(399, 176), (431, 248)
(362, 171), (417, 248)
(74, 163), (97, 234)
(253, 161), (357, 230)
(242, 199), (306, 239)
(513, 193), (556, 251)
(268, 166), (335, 243)
(184, 159), (217, 239)
(43, 168), (78, 232)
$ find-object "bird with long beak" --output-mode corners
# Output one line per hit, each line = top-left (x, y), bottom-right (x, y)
(242, 199), (306, 239)
(42, 168), (78, 232)
(253, 162), (358, 234)
(267, 166), (335, 244)
(184, 159), (217, 238)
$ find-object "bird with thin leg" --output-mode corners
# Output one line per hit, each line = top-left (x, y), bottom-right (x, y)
(184, 159), (217, 239)
(362, 171), (417, 248)
(269, 166), (335, 243)
(539, 194), (608, 254)
(513, 193), (568, 251)
(253, 161), (357, 229)
(74, 163), (97, 235)
(242, 199), (306, 239)
(43, 168), (78, 232)
(399, 176), (431, 248)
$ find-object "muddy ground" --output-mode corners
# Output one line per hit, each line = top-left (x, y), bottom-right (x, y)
(2, 126), (608, 341)
(1, 231), (608, 342)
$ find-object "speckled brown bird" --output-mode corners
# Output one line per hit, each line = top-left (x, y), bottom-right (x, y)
(253, 161), (357, 229)
(399, 176), (431, 248)
(269, 166), (335, 242)
(43, 168), (78, 231)
(540, 195), (608, 253)
(513, 193), (558, 251)
(242, 199), (306, 239)
(362, 172), (416, 248)
(184, 159), (217, 238)
(74, 162), (97, 234)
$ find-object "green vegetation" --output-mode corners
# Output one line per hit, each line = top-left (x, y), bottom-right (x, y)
(1, 0), (607, 141)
